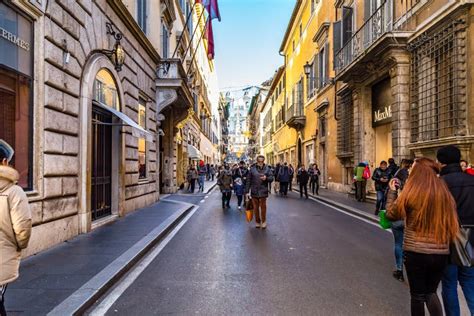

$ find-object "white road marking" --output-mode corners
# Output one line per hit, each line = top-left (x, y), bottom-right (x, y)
(88, 206), (200, 316)
(200, 199), (205, 203)
(309, 197), (391, 233)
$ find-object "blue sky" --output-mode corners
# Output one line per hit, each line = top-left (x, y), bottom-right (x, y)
(213, 0), (295, 91)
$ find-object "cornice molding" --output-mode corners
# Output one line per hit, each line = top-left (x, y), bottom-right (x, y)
(313, 22), (330, 44)
(106, 0), (160, 64)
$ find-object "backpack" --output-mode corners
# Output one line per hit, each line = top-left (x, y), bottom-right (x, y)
(363, 166), (371, 180)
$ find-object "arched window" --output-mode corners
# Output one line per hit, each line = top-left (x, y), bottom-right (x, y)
(93, 69), (120, 110)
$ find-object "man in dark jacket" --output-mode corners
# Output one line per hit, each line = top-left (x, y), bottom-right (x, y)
(245, 155), (273, 229)
(217, 164), (233, 209)
(297, 165), (310, 199)
(438, 145), (474, 315)
(372, 160), (391, 215)
(387, 158), (399, 178)
(278, 162), (290, 197)
(274, 163), (281, 194)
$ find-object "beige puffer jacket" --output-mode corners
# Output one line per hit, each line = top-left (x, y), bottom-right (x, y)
(0, 166), (32, 286)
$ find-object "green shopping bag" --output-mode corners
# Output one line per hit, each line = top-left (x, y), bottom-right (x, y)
(379, 210), (392, 229)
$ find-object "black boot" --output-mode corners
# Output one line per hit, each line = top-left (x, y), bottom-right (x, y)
(392, 270), (404, 282)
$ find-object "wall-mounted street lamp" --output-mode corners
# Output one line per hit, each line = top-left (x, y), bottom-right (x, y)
(103, 22), (126, 72)
(304, 61), (312, 77)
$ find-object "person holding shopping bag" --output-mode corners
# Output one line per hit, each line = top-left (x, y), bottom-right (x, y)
(386, 157), (459, 316)
(245, 155), (273, 229)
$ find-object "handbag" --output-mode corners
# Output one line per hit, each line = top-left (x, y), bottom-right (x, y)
(450, 226), (474, 267)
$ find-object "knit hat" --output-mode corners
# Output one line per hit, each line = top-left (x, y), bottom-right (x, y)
(436, 145), (461, 165)
(0, 139), (14, 163)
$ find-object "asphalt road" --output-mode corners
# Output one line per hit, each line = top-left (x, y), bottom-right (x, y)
(96, 189), (410, 315)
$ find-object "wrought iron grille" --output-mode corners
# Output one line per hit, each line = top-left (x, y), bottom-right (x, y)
(409, 17), (467, 142)
(337, 90), (353, 157)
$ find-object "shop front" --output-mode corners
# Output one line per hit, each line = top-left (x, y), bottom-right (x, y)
(0, 1), (33, 189)
(372, 78), (393, 165)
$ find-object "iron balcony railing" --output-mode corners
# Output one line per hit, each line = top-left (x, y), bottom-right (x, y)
(335, 0), (393, 74)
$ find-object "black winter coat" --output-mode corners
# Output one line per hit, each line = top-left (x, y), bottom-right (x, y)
(297, 169), (310, 184)
(278, 166), (291, 182)
(441, 164), (474, 235)
(372, 168), (391, 191)
(245, 164), (274, 198)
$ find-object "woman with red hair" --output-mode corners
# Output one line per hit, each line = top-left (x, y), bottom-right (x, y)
(386, 157), (459, 316)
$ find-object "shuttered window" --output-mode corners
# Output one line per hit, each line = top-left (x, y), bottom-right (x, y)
(137, 0), (147, 34)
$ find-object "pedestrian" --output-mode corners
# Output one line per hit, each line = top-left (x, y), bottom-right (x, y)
(198, 160), (207, 192)
(233, 161), (248, 210)
(297, 164), (309, 199)
(386, 157), (459, 316)
(278, 162), (290, 197)
(274, 163), (281, 194)
(372, 160), (391, 215)
(245, 155), (273, 229)
(210, 164), (216, 181)
(267, 165), (273, 194)
(0, 140), (32, 316)
(354, 162), (370, 202)
(309, 163), (321, 195)
(206, 163), (211, 181)
(387, 157), (399, 178)
(233, 178), (245, 210)
(437, 146), (474, 315)
(288, 164), (295, 191)
(217, 164), (233, 209)
(460, 159), (474, 176)
(187, 164), (198, 193)
(390, 159), (414, 282)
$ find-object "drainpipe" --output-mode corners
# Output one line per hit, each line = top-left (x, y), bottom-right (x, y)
(278, 51), (287, 161)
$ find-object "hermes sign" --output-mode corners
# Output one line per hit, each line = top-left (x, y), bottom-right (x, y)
(0, 27), (30, 51)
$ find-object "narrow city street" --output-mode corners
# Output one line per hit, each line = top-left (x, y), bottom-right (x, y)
(88, 188), (409, 315)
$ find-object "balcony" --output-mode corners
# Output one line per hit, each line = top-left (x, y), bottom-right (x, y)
(156, 59), (193, 117)
(335, 0), (412, 81)
(286, 103), (305, 130)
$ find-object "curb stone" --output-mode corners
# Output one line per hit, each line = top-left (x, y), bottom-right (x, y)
(47, 202), (196, 316)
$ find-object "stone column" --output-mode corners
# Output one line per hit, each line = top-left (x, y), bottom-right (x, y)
(389, 52), (411, 162)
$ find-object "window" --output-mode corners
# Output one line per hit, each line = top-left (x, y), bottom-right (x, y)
(410, 17), (467, 142)
(318, 43), (330, 88)
(138, 99), (147, 179)
(305, 144), (314, 166)
(319, 115), (327, 138)
(299, 24), (303, 37)
(94, 69), (120, 110)
(162, 24), (169, 58)
(292, 40), (295, 52)
(137, 0), (147, 34)
(337, 89), (354, 157)
(0, 67), (32, 189)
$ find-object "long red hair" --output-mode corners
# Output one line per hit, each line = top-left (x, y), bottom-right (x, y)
(394, 157), (459, 243)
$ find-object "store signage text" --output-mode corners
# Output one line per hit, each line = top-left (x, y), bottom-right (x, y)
(0, 27), (30, 51)
(373, 105), (392, 123)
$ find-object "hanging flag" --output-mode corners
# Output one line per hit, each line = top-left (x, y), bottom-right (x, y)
(205, 18), (215, 59)
(205, 0), (221, 22)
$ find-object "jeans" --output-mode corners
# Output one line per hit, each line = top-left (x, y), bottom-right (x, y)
(392, 222), (404, 271)
(376, 190), (387, 211)
(355, 180), (366, 201)
(189, 179), (196, 193)
(252, 197), (267, 223)
(280, 182), (289, 195)
(300, 183), (308, 198)
(405, 251), (449, 316)
(310, 179), (319, 195)
(442, 264), (474, 316)
(198, 175), (205, 191)
(237, 194), (244, 207)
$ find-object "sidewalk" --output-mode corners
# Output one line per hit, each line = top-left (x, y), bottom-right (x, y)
(178, 179), (217, 195)
(292, 186), (378, 223)
(5, 199), (195, 315)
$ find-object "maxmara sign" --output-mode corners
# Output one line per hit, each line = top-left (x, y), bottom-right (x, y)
(373, 105), (392, 124)
(0, 26), (30, 51)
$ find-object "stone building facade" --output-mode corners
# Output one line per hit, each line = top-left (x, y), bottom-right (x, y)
(1, 0), (162, 256)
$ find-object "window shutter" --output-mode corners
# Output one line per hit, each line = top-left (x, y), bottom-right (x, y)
(325, 42), (330, 84)
(333, 21), (342, 70)
(342, 7), (353, 46)
(364, 0), (371, 22)
(315, 52), (320, 89)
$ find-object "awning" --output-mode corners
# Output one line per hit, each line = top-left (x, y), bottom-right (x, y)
(92, 100), (154, 142)
(187, 144), (203, 160)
